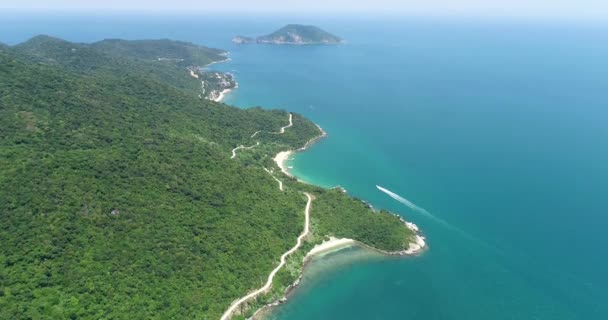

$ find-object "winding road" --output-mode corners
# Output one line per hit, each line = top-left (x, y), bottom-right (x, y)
(220, 192), (312, 320)
(264, 168), (284, 191)
(230, 113), (292, 159)
(230, 141), (260, 159)
(270, 113), (293, 134)
(279, 113), (293, 133)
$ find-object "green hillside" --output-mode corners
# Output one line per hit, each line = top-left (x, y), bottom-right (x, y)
(14, 35), (116, 72)
(0, 37), (412, 319)
(12, 35), (229, 98)
(91, 38), (227, 67)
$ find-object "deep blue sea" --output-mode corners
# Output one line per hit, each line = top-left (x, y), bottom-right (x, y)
(2, 13), (607, 320)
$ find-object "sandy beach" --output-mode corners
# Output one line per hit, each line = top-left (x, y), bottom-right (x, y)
(306, 237), (356, 258)
(249, 226), (426, 319)
(213, 88), (232, 102)
(308, 228), (426, 259)
(274, 151), (294, 177)
(272, 118), (327, 179)
(196, 55), (236, 102)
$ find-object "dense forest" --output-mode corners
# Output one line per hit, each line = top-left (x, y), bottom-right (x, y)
(0, 36), (414, 319)
(11, 35), (231, 99)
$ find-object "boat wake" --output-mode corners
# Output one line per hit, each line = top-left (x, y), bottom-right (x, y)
(376, 185), (430, 215)
(376, 184), (501, 253)
(376, 185), (453, 229)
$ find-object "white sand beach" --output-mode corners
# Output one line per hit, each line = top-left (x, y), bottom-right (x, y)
(306, 237), (356, 258)
(274, 151), (294, 177)
(213, 88), (232, 102)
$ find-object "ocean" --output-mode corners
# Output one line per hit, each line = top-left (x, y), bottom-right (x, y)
(2, 13), (607, 320)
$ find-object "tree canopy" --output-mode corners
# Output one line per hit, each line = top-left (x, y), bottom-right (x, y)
(0, 36), (413, 319)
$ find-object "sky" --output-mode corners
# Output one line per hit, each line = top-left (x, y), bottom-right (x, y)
(1, 0), (607, 20)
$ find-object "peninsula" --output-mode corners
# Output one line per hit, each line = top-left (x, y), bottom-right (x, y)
(232, 35), (255, 44)
(232, 24), (344, 45)
(0, 35), (421, 320)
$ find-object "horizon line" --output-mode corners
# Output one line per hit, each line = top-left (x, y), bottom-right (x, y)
(1, 9), (607, 21)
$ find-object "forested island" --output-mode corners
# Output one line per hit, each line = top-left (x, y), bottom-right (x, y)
(0, 36), (418, 319)
(232, 24), (343, 45)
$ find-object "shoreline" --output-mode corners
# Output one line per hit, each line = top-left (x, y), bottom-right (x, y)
(213, 88), (232, 102)
(235, 119), (427, 320)
(273, 151), (294, 177)
(220, 63), (426, 320)
(205, 56), (231, 67)
(270, 121), (427, 257)
(273, 123), (327, 180)
(201, 55), (237, 102)
(305, 237), (357, 258)
(303, 222), (427, 260)
(250, 222), (427, 320)
(213, 78), (239, 102)
(250, 123), (427, 320)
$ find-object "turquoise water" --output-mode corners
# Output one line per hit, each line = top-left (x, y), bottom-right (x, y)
(224, 20), (608, 320)
(3, 14), (607, 320)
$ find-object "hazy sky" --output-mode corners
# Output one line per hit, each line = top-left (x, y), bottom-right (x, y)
(2, 0), (607, 19)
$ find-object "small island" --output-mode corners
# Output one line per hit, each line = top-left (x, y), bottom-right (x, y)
(232, 24), (343, 45)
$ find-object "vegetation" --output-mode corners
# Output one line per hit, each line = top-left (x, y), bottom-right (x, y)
(310, 189), (412, 251)
(14, 35), (120, 72)
(12, 35), (228, 97)
(90, 39), (227, 67)
(0, 36), (412, 320)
